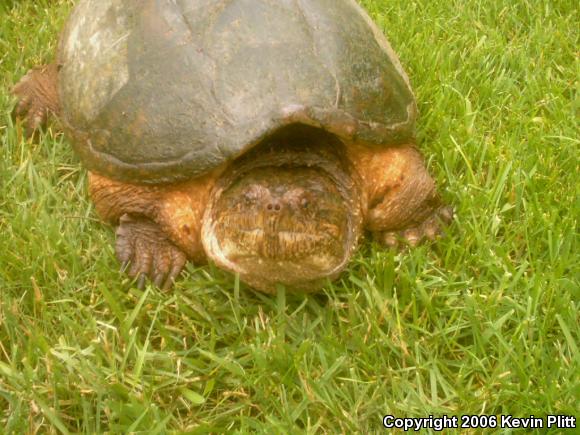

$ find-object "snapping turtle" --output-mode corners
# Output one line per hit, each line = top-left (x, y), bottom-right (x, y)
(13, 0), (452, 293)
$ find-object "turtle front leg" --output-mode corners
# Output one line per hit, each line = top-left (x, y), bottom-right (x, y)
(12, 64), (60, 136)
(89, 172), (215, 289)
(349, 144), (453, 248)
(90, 173), (190, 289)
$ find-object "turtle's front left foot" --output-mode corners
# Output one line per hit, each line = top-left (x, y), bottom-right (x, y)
(11, 64), (60, 136)
(116, 214), (187, 290)
(373, 205), (454, 249)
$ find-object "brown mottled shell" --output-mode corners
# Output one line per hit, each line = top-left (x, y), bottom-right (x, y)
(58, 0), (417, 184)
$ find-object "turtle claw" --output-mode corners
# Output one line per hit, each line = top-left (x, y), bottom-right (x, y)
(115, 214), (187, 289)
(374, 205), (454, 249)
(138, 273), (150, 290)
(153, 273), (166, 289)
(165, 261), (187, 290)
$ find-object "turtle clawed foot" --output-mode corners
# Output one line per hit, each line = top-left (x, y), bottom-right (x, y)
(374, 205), (454, 249)
(116, 214), (187, 290)
(11, 64), (60, 137)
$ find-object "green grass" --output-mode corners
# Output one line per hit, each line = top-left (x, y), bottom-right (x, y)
(1, 0), (578, 432)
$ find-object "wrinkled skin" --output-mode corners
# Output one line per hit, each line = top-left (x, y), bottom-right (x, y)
(12, 67), (453, 293)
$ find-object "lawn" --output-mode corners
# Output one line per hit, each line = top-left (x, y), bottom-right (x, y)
(0, 0), (578, 433)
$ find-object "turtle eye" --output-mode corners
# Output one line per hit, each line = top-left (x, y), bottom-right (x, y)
(243, 194), (255, 206)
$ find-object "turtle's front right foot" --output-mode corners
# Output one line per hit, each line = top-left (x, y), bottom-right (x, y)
(11, 64), (60, 136)
(373, 205), (454, 249)
(115, 214), (187, 290)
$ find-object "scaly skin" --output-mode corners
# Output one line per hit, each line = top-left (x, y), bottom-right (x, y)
(201, 131), (365, 292)
(12, 65), (453, 292)
(89, 169), (219, 289)
(346, 142), (454, 247)
(11, 64), (60, 136)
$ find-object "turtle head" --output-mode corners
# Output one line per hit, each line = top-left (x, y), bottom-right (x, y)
(202, 126), (363, 293)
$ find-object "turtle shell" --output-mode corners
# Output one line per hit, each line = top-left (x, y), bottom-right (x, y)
(58, 0), (417, 184)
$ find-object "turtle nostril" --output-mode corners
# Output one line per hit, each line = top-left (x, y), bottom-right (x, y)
(266, 202), (282, 212)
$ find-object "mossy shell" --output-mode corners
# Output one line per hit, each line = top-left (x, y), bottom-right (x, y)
(58, 0), (417, 184)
